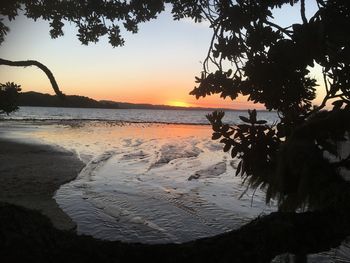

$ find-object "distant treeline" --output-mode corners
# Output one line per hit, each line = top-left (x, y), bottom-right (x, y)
(18, 91), (227, 111)
(18, 91), (120, 109)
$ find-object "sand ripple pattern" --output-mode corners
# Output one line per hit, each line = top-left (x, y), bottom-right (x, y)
(55, 136), (275, 244)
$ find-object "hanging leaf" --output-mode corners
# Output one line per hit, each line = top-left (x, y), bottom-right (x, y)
(256, 120), (267, 125)
(239, 116), (251, 123)
(212, 132), (221, 140)
(224, 143), (231, 152)
(221, 124), (230, 132)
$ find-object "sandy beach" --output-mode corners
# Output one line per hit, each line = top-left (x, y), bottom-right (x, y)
(0, 120), (277, 243)
(0, 120), (349, 262)
(0, 129), (276, 263)
(0, 138), (84, 230)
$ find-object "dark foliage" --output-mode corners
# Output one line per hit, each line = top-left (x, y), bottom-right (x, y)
(0, 82), (21, 114)
(190, 0), (350, 212)
(0, 0), (206, 48)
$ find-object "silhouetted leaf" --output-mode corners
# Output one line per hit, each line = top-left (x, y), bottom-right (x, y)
(231, 147), (238, 158)
(223, 143), (231, 152)
(256, 120), (267, 125)
(212, 132), (221, 140)
(222, 124), (230, 133)
(239, 116), (250, 123)
(332, 100), (344, 110)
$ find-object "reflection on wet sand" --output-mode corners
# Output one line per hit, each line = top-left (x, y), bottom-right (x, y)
(1, 121), (276, 243)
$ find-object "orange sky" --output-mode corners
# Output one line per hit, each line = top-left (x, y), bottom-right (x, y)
(0, 5), (325, 110)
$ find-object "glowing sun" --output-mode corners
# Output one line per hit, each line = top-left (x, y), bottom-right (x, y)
(168, 101), (191, 107)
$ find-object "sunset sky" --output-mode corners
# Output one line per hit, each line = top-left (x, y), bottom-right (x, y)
(0, 3), (324, 109)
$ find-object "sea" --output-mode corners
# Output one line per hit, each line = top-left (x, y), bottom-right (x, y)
(1, 106), (348, 262)
(3, 106), (279, 124)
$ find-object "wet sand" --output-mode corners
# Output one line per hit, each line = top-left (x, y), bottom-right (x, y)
(0, 139), (84, 230)
(0, 122), (349, 262)
(0, 121), (275, 243)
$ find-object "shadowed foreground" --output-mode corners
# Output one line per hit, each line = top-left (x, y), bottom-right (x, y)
(1, 202), (350, 263)
(0, 139), (84, 230)
(1, 139), (350, 262)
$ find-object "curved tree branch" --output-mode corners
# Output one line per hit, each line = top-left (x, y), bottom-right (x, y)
(301, 0), (308, 24)
(0, 58), (64, 98)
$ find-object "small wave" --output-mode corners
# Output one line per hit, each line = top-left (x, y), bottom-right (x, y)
(77, 151), (116, 181)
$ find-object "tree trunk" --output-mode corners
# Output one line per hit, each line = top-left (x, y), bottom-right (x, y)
(0, 58), (64, 97)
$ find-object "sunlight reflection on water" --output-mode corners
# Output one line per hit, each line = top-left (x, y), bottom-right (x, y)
(0, 119), (276, 243)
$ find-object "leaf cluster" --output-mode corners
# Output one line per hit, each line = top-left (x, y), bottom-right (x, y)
(194, 0), (350, 211)
(0, 0), (208, 47)
(0, 82), (21, 115)
(207, 110), (280, 193)
(269, 110), (350, 211)
(191, 0), (350, 115)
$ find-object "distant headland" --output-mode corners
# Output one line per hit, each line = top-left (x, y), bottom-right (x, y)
(18, 91), (241, 111)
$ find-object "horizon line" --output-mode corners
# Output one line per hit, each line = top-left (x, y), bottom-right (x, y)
(22, 90), (269, 112)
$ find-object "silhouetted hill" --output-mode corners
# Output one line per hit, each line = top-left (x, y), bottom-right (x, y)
(18, 92), (119, 109)
(18, 91), (235, 111)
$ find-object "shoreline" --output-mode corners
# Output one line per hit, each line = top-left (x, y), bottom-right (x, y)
(0, 138), (85, 230)
(0, 118), (213, 126)
(0, 119), (273, 243)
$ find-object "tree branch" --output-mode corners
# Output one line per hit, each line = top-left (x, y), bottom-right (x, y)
(264, 20), (293, 38)
(301, 0), (308, 24)
(0, 58), (64, 98)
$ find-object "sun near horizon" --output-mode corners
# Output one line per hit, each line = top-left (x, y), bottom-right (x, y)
(167, 101), (192, 107)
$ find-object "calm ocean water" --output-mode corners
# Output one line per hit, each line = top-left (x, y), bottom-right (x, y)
(3, 106), (279, 125)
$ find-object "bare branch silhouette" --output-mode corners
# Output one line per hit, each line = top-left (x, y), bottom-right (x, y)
(0, 58), (64, 98)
